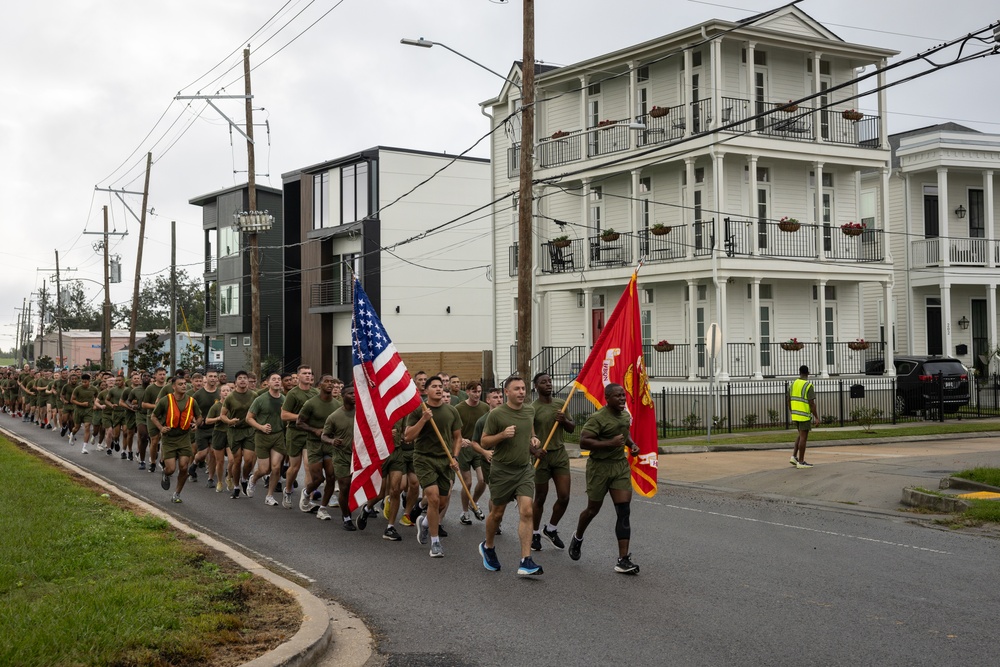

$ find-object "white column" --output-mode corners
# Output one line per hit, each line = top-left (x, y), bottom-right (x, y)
(985, 170), (995, 269)
(583, 287), (594, 349)
(683, 48), (693, 138)
(685, 158), (696, 259)
(814, 161), (826, 261)
(818, 279), (829, 377)
(812, 52), (823, 143)
(630, 169), (641, 261)
(581, 177), (591, 269)
(711, 38), (722, 130)
(751, 277), (763, 379)
(746, 41), (755, 101)
(748, 155), (758, 256)
(938, 167), (950, 267)
(713, 151), (725, 252)
(988, 284), (998, 355)
(628, 60), (638, 149)
(881, 167), (893, 263)
(877, 58), (889, 150)
(942, 283), (953, 356)
(579, 75), (587, 131)
(716, 279), (729, 381)
(687, 280), (699, 381)
(884, 282), (895, 375)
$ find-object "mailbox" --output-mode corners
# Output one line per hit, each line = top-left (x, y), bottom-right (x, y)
(955, 344), (968, 356)
(850, 384), (865, 399)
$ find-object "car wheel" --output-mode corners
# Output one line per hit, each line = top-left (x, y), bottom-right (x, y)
(894, 393), (909, 417)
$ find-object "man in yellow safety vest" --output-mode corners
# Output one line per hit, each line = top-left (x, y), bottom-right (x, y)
(788, 365), (819, 469)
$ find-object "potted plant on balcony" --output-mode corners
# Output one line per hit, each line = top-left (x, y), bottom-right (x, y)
(600, 228), (620, 242)
(847, 338), (870, 351)
(597, 119), (617, 130)
(650, 223), (671, 236)
(778, 216), (801, 233)
(780, 337), (804, 351)
(551, 235), (572, 249)
(841, 221), (866, 237)
(654, 339), (674, 352)
(649, 105), (670, 119)
(551, 130), (570, 140)
(778, 100), (799, 113)
(842, 109), (864, 121)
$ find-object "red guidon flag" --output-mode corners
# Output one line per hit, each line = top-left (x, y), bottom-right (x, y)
(349, 278), (423, 512)
(573, 270), (658, 497)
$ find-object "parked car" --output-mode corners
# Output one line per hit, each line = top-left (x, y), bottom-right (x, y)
(865, 356), (970, 415)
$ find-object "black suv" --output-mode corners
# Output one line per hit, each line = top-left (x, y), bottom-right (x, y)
(865, 356), (970, 415)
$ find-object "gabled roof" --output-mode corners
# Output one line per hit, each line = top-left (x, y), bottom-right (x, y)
(189, 182), (282, 206)
(739, 3), (843, 42)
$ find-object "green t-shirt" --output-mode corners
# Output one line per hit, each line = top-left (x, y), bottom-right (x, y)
(72, 384), (97, 409)
(222, 389), (256, 429)
(472, 411), (489, 445)
(107, 385), (126, 416)
(193, 387), (221, 430)
(152, 394), (202, 438)
(97, 390), (111, 414)
(129, 385), (147, 425)
(581, 406), (631, 463)
(454, 401), (489, 440)
(249, 391), (285, 433)
(61, 381), (78, 405)
(282, 386), (318, 447)
(208, 402), (225, 432)
(406, 402), (463, 458)
(298, 395), (338, 445)
(531, 398), (567, 453)
(483, 403), (534, 467)
(322, 406), (355, 451)
(142, 383), (166, 414)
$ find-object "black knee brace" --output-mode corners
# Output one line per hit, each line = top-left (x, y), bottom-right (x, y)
(614, 502), (631, 540)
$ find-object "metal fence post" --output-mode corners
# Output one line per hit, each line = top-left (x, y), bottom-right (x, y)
(937, 371), (945, 422)
(727, 383), (733, 433)
(838, 379), (844, 427)
(784, 380), (790, 429)
(891, 376), (897, 425)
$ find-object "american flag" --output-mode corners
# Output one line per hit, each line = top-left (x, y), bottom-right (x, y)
(348, 278), (422, 512)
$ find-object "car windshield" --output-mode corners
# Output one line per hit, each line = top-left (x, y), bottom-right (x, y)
(923, 361), (966, 376)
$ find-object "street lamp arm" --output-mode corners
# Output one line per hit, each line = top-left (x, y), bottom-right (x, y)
(400, 37), (521, 91)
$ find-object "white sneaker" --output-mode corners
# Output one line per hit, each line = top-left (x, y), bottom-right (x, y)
(282, 492), (293, 509)
(264, 495), (279, 507)
(330, 495), (339, 508)
(316, 507), (332, 521)
(299, 489), (315, 513)
(81, 443), (89, 454)
(246, 474), (256, 498)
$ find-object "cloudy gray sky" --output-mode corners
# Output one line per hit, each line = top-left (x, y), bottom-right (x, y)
(2, 0), (997, 351)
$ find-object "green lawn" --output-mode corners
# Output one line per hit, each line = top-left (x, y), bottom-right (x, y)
(0, 357), (15, 367)
(953, 467), (1000, 488)
(0, 435), (297, 666)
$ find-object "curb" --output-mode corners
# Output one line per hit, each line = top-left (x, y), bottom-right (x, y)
(658, 429), (1000, 454)
(939, 476), (1000, 493)
(0, 424), (372, 667)
(901, 486), (970, 513)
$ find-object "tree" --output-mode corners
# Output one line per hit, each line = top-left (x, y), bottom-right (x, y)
(35, 355), (55, 371)
(114, 270), (204, 333)
(38, 280), (101, 333)
(130, 333), (169, 373)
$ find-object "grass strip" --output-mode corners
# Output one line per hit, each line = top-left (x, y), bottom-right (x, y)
(0, 435), (299, 667)
(952, 467), (1000, 488)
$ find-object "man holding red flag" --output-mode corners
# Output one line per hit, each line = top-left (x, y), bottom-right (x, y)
(566, 270), (657, 574)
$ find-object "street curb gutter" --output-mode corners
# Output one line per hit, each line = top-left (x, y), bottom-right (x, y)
(0, 425), (373, 667)
(939, 476), (1000, 493)
(901, 487), (970, 513)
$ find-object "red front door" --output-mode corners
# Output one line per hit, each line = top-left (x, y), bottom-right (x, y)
(592, 309), (605, 343)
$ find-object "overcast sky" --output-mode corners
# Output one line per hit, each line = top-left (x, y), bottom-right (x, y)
(2, 0), (997, 351)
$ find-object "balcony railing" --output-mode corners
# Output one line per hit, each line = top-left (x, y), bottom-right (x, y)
(540, 238), (583, 274)
(309, 279), (353, 308)
(635, 104), (686, 146)
(723, 218), (818, 259)
(588, 232), (634, 269)
(204, 308), (217, 330)
(205, 256), (217, 274)
(538, 133), (584, 168)
(720, 97), (880, 149)
(587, 123), (631, 158)
(911, 237), (999, 269)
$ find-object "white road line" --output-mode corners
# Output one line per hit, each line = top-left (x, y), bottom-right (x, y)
(641, 499), (953, 555)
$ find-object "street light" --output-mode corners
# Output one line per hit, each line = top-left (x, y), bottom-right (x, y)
(401, 38), (521, 91)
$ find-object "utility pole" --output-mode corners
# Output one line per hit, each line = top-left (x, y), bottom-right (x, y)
(55, 250), (64, 369)
(244, 47), (262, 379)
(38, 281), (45, 362)
(25, 300), (33, 364)
(15, 311), (22, 367)
(102, 205), (112, 370)
(515, 0), (535, 381)
(170, 220), (177, 375)
(129, 152), (153, 368)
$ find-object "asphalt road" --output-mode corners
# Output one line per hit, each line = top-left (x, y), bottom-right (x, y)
(6, 417), (1000, 667)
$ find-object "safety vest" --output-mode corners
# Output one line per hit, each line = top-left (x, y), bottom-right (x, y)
(166, 394), (196, 431)
(789, 378), (813, 422)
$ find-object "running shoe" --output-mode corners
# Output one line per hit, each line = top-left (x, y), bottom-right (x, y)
(171, 493), (182, 504)
(438, 527), (448, 538)
(357, 509), (369, 531)
(614, 554), (640, 575)
(568, 534), (583, 561)
(245, 475), (255, 498)
(542, 527), (565, 550)
(382, 501), (390, 521)
(383, 526), (402, 541)
(138, 461), (146, 471)
(343, 518), (356, 531)
(790, 456), (798, 467)
(226, 476), (234, 491)
(216, 481), (224, 493)
(328, 493), (338, 507)
(416, 518), (429, 545)
(160, 472), (170, 490)
(299, 489), (315, 513)
(264, 495), (279, 507)
(517, 557), (543, 576)
(149, 462), (156, 474)
(479, 542), (501, 571)
(796, 461), (814, 469)
(531, 533), (542, 552)
(240, 480), (248, 496)
(429, 542), (444, 558)
(282, 492), (293, 509)
(206, 478), (215, 488)
(473, 507), (485, 521)
(400, 515), (414, 527)
(127, 452), (133, 461)
(316, 507), (332, 521)
(187, 463), (198, 482)
(81, 443), (89, 454)
(459, 513), (472, 525)
(120, 452), (127, 460)
(105, 447), (113, 457)
(231, 487), (240, 499)
(407, 501), (424, 524)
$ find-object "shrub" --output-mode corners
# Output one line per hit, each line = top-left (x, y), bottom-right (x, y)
(681, 413), (701, 430)
(850, 406), (884, 432)
(742, 413), (759, 427)
(767, 409), (780, 424)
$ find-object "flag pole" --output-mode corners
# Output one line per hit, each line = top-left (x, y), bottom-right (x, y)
(425, 402), (481, 515)
(533, 383), (578, 470)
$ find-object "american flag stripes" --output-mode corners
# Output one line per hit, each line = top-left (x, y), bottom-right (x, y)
(348, 278), (422, 512)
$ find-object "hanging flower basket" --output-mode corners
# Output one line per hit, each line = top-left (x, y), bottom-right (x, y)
(650, 224), (671, 236)
(597, 119), (617, 130)
(601, 229), (620, 242)
(778, 216), (800, 233)
(779, 100), (799, 113)
(551, 238), (572, 249)
(780, 339), (804, 351)
(551, 130), (570, 140)
(649, 106), (670, 119)
(842, 109), (864, 122)
(841, 221), (866, 237)
(654, 340), (674, 352)
(847, 340), (870, 351)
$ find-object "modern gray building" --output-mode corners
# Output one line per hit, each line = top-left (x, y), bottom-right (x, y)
(190, 183), (284, 376)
